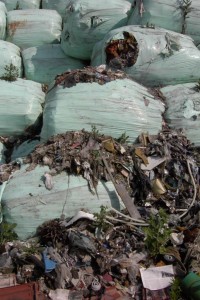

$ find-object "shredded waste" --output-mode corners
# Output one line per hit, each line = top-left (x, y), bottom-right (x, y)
(52, 66), (127, 90)
(0, 129), (200, 298)
(105, 31), (139, 69)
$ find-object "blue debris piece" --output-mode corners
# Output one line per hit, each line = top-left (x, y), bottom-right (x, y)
(42, 249), (57, 273)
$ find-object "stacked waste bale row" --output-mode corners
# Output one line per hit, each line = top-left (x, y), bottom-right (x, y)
(0, 0), (200, 238)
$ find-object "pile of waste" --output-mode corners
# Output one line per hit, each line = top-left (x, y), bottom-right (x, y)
(105, 31), (139, 69)
(1, 0), (200, 299)
(0, 128), (200, 298)
(52, 66), (127, 89)
(18, 129), (200, 219)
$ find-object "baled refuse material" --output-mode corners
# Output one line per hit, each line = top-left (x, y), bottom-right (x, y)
(6, 9), (62, 49)
(128, 0), (200, 46)
(22, 44), (87, 85)
(1, 165), (121, 240)
(1, 0), (41, 11)
(60, 0), (132, 60)
(91, 25), (200, 87)
(0, 1), (6, 40)
(0, 141), (6, 163)
(0, 40), (22, 78)
(0, 78), (45, 136)
(162, 82), (200, 146)
(41, 67), (164, 141)
(42, 0), (69, 17)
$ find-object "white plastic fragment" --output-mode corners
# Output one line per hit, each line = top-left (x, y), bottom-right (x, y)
(44, 172), (53, 190)
(49, 289), (70, 300)
(61, 211), (95, 227)
(140, 265), (174, 290)
(170, 232), (184, 246)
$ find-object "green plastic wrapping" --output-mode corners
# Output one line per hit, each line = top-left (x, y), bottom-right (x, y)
(1, 0), (40, 11)
(0, 142), (5, 164)
(2, 164), (121, 240)
(42, 0), (69, 17)
(0, 2), (6, 40)
(22, 44), (86, 84)
(0, 78), (45, 136)
(0, 40), (22, 78)
(41, 78), (164, 142)
(6, 9), (62, 49)
(91, 25), (200, 87)
(0, 182), (7, 224)
(60, 0), (132, 60)
(161, 83), (200, 146)
(11, 140), (40, 161)
(128, 0), (200, 46)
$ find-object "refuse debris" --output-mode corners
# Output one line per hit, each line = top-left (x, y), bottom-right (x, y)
(41, 66), (164, 141)
(0, 126), (198, 298)
(60, 0), (132, 60)
(182, 272), (200, 300)
(105, 31), (139, 69)
(0, 282), (48, 300)
(6, 9), (62, 49)
(91, 25), (200, 87)
(0, 0), (200, 298)
(140, 265), (174, 290)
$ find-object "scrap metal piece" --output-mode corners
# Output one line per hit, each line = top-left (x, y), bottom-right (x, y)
(100, 152), (141, 219)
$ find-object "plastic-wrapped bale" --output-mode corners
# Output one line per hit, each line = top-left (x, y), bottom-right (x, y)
(22, 44), (87, 85)
(1, 0), (41, 11)
(41, 67), (165, 142)
(42, 0), (69, 17)
(1, 164), (121, 240)
(60, 0), (132, 60)
(11, 140), (41, 161)
(91, 25), (200, 87)
(128, 0), (200, 46)
(0, 2), (6, 40)
(161, 83), (200, 146)
(0, 142), (6, 164)
(0, 78), (45, 137)
(0, 40), (22, 78)
(6, 10), (62, 49)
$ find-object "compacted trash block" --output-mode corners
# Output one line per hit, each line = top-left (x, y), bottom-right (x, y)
(7, 9), (62, 49)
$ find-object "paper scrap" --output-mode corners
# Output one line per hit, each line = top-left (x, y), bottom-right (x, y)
(140, 265), (174, 290)
(141, 157), (166, 171)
